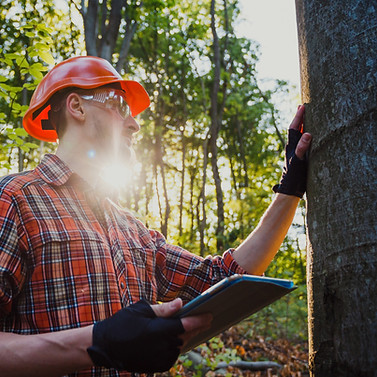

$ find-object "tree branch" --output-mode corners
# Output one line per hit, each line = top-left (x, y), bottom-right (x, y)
(186, 350), (282, 374)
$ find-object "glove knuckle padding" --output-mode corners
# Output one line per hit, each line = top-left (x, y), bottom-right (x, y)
(273, 129), (308, 198)
(87, 299), (184, 373)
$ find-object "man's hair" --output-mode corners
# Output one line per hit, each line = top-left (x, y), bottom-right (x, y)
(48, 90), (70, 139)
(48, 83), (123, 139)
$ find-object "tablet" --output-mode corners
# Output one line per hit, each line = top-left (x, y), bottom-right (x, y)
(175, 274), (296, 353)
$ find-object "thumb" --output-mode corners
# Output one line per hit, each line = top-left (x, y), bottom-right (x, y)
(151, 298), (183, 318)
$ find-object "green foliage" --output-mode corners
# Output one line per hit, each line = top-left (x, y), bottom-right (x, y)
(0, 0), (83, 173)
(118, 0), (291, 257)
(2, 0), (306, 343)
(243, 284), (308, 342)
(206, 338), (241, 367)
(0, 20), (51, 171)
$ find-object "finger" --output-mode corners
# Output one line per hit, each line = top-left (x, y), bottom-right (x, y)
(179, 322), (212, 349)
(151, 298), (183, 318)
(295, 132), (312, 159)
(289, 105), (305, 132)
(181, 313), (212, 333)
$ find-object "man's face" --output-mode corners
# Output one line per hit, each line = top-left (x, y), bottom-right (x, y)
(81, 88), (141, 166)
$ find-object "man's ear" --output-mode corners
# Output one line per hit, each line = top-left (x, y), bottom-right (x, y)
(65, 93), (86, 122)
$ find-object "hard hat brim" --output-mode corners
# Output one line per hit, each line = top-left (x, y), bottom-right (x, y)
(23, 56), (150, 142)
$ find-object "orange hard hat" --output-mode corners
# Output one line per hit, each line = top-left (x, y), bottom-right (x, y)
(23, 56), (150, 142)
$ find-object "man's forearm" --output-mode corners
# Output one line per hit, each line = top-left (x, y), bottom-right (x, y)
(233, 193), (300, 275)
(0, 326), (94, 377)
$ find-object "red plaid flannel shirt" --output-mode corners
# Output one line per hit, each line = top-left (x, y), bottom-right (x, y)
(0, 154), (245, 376)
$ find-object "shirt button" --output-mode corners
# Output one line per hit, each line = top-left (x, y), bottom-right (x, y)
(120, 282), (125, 289)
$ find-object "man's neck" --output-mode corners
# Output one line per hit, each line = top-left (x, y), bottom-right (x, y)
(55, 143), (103, 188)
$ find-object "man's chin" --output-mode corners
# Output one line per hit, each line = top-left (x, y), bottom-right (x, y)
(119, 145), (137, 165)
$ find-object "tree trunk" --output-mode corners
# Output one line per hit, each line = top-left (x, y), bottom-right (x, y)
(179, 130), (186, 237)
(199, 139), (209, 257)
(209, 0), (225, 251)
(296, 1), (377, 376)
(235, 117), (249, 188)
(80, 0), (139, 72)
(154, 131), (170, 238)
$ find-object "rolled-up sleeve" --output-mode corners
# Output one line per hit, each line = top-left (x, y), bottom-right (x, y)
(152, 229), (246, 303)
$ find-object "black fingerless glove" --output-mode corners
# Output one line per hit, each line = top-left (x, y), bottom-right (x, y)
(87, 299), (184, 373)
(273, 129), (308, 198)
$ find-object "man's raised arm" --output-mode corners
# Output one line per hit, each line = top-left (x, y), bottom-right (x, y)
(233, 105), (312, 275)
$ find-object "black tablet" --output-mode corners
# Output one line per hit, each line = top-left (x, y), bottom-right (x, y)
(175, 274), (296, 353)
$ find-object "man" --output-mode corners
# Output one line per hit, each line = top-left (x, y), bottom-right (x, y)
(0, 56), (311, 376)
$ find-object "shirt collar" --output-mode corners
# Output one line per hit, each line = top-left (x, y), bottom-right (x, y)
(35, 154), (76, 186)
(35, 154), (119, 201)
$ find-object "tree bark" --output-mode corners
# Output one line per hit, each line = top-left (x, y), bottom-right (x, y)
(79, 0), (139, 72)
(296, 1), (377, 376)
(81, 0), (98, 57)
(199, 139), (209, 256)
(154, 131), (170, 238)
(179, 131), (186, 237)
(235, 117), (249, 188)
(209, 0), (225, 251)
(99, 0), (122, 61)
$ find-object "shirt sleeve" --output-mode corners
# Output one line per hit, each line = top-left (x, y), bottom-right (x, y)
(0, 191), (27, 317)
(151, 229), (247, 303)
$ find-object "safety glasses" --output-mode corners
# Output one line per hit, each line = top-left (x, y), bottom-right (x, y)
(80, 89), (131, 120)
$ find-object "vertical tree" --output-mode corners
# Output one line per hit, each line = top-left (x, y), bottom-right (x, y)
(296, 1), (377, 375)
(209, 0), (225, 250)
(78, 0), (140, 71)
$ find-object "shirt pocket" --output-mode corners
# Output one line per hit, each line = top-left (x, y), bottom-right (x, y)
(25, 229), (120, 328)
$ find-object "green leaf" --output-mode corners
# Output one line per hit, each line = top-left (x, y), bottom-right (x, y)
(29, 67), (44, 81)
(21, 24), (36, 30)
(0, 83), (12, 91)
(15, 128), (28, 137)
(24, 142), (39, 149)
(1, 163), (11, 170)
(10, 104), (22, 115)
(30, 62), (48, 72)
(4, 53), (20, 60)
(28, 49), (39, 58)
(8, 133), (17, 141)
(34, 42), (50, 52)
(36, 24), (53, 34)
(39, 50), (55, 65)
(9, 86), (23, 94)
(23, 82), (37, 90)
(16, 56), (29, 68)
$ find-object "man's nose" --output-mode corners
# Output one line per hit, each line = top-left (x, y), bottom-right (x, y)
(125, 116), (141, 133)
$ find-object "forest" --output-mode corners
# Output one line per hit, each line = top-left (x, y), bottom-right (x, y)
(0, 0), (309, 375)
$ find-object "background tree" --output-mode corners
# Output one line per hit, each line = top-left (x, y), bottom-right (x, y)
(296, 0), (377, 375)
(73, 0), (283, 252)
(1, 0), (309, 348)
(0, 0), (83, 172)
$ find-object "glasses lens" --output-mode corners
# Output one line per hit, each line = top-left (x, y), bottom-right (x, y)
(117, 95), (130, 119)
(81, 89), (130, 120)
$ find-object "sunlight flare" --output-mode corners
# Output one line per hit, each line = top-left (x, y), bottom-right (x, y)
(101, 161), (141, 190)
